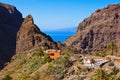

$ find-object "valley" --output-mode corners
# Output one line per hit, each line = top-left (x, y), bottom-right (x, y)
(0, 2), (119, 80)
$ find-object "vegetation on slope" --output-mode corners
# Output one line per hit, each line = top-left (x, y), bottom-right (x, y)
(1, 46), (120, 80)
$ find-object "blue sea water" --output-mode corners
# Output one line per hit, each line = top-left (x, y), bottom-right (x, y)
(44, 31), (76, 42)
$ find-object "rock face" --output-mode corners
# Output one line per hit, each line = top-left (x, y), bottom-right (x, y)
(16, 15), (57, 53)
(0, 3), (23, 68)
(65, 4), (120, 53)
(0, 2), (57, 68)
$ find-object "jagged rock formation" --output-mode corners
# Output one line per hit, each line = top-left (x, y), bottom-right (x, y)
(0, 2), (23, 68)
(0, 2), (58, 68)
(65, 4), (120, 53)
(16, 15), (57, 53)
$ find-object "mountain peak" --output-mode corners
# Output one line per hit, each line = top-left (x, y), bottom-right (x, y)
(22, 15), (34, 25)
(16, 15), (57, 53)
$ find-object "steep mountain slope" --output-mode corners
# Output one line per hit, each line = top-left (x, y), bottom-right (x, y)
(0, 2), (57, 68)
(0, 2), (23, 68)
(16, 15), (57, 54)
(65, 4), (120, 53)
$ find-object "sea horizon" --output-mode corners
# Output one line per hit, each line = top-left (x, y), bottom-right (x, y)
(43, 27), (77, 42)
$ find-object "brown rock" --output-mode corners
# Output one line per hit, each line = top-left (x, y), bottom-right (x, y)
(65, 4), (120, 53)
(16, 15), (57, 53)
(0, 2), (23, 68)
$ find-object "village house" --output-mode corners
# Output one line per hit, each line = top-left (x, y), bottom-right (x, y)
(105, 55), (120, 62)
(44, 49), (61, 59)
(83, 57), (95, 67)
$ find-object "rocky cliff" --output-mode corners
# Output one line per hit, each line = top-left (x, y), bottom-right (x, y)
(16, 15), (57, 53)
(0, 2), (23, 68)
(0, 2), (57, 68)
(65, 4), (120, 53)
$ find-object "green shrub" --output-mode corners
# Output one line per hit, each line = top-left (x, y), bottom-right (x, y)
(33, 48), (44, 57)
(100, 50), (107, 57)
(77, 66), (82, 74)
(20, 59), (27, 65)
(53, 55), (71, 67)
(108, 61), (114, 66)
(62, 47), (73, 56)
(41, 54), (52, 64)
(18, 51), (52, 80)
(43, 46), (49, 51)
(107, 42), (118, 55)
(92, 68), (120, 80)
(21, 74), (29, 80)
(79, 58), (83, 62)
(18, 55), (41, 79)
(77, 66), (92, 74)
(92, 69), (107, 80)
(94, 52), (99, 56)
(65, 50), (73, 56)
(46, 64), (67, 80)
(94, 50), (107, 57)
(111, 67), (119, 75)
(2, 75), (12, 80)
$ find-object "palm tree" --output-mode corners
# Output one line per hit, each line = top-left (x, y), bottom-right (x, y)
(107, 42), (117, 55)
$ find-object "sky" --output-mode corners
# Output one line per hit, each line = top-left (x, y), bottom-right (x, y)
(0, 0), (120, 31)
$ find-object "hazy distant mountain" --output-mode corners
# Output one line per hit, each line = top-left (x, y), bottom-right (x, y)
(45, 27), (77, 32)
(65, 4), (120, 53)
(56, 27), (77, 32)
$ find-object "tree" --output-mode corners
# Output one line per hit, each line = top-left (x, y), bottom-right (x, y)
(107, 42), (117, 55)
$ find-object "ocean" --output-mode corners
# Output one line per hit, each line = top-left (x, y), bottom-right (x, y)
(44, 30), (76, 42)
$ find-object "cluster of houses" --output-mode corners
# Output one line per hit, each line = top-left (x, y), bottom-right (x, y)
(44, 49), (120, 68)
(83, 55), (120, 68)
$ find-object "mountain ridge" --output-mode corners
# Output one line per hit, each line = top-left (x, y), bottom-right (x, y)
(0, 2), (23, 68)
(65, 4), (120, 54)
(16, 15), (58, 54)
